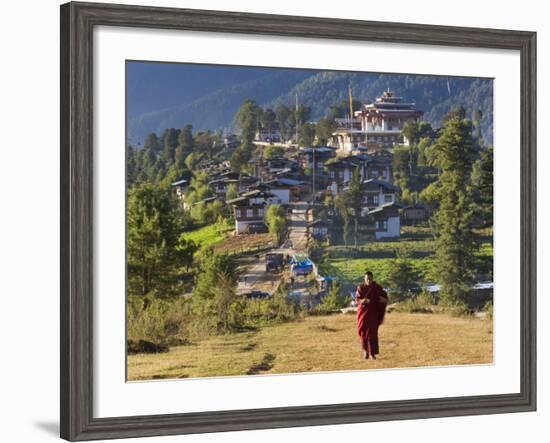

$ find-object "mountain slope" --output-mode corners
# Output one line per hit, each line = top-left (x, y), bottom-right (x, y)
(128, 69), (493, 146)
(127, 70), (316, 144)
(266, 71), (493, 143)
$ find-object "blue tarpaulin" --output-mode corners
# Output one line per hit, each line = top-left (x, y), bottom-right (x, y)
(290, 255), (314, 275)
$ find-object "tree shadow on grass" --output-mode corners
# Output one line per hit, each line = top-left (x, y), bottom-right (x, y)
(246, 353), (276, 375)
(240, 342), (257, 352)
(311, 324), (338, 332)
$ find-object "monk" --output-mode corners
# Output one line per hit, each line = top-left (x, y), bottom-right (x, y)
(355, 271), (388, 360)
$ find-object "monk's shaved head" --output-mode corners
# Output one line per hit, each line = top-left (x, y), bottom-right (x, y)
(364, 271), (374, 285)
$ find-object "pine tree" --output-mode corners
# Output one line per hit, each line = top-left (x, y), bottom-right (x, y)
(315, 118), (336, 146)
(430, 109), (478, 305)
(235, 100), (261, 143)
(143, 132), (161, 156)
(127, 144), (137, 186)
(478, 145), (494, 227)
(127, 183), (193, 298)
(161, 128), (179, 165)
(178, 124), (194, 155)
(298, 122), (316, 147)
(261, 108), (277, 135)
(275, 104), (291, 142)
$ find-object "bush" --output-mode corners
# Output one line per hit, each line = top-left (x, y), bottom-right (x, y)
(318, 282), (348, 311)
(127, 339), (169, 354)
(392, 289), (435, 313)
(240, 286), (301, 325)
(127, 295), (191, 347)
(443, 300), (472, 317)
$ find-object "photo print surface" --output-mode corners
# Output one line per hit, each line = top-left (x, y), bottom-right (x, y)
(125, 61), (494, 381)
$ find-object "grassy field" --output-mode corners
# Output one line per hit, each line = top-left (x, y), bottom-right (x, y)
(180, 221), (234, 249)
(127, 311), (493, 380)
(322, 256), (435, 286)
(320, 226), (493, 286)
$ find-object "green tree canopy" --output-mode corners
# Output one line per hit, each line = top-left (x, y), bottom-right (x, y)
(127, 183), (195, 298)
(266, 204), (287, 245)
(315, 118), (337, 146)
(430, 108), (478, 305)
(236, 99), (262, 143)
(299, 122), (316, 147)
(275, 104), (292, 142)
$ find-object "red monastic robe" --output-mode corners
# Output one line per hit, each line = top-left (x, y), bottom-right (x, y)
(355, 282), (388, 356)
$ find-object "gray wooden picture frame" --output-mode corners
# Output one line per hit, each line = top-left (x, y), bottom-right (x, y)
(60, 1), (537, 441)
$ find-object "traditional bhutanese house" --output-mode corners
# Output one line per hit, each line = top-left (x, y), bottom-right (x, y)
(357, 90), (423, 149)
(368, 202), (401, 239)
(263, 178), (305, 205)
(171, 179), (189, 199)
(266, 158), (298, 175)
(227, 193), (271, 235)
(255, 122), (282, 143)
(227, 196), (267, 235)
(401, 203), (428, 225)
(208, 178), (240, 196)
(308, 219), (330, 241)
(223, 134), (240, 149)
(238, 175), (258, 192)
(330, 128), (367, 152)
(212, 171), (258, 193)
(241, 184), (275, 201)
(360, 149), (393, 181)
(346, 153), (373, 180)
(326, 159), (359, 194)
(297, 147), (336, 178)
(361, 179), (399, 213)
(171, 179), (190, 209)
(330, 117), (366, 152)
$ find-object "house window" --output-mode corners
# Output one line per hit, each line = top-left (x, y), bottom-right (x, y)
(377, 220), (388, 231)
(384, 194), (393, 203)
(257, 208), (264, 217)
(330, 171), (335, 178)
(373, 195), (379, 205)
(236, 209), (241, 218)
(246, 209), (253, 217)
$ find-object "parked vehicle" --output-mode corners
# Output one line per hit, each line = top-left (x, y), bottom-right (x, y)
(246, 222), (268, 234)
(289, 255), (314, 276)
(266, 253), (284, 272)
(243, 291), (270, 299)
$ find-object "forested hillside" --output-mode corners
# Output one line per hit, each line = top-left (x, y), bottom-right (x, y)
(128, 66), (493, 146)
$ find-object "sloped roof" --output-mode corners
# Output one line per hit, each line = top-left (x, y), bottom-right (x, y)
(362, 179), (399, 191)
(368, 202), (402, 214)
(171, 179), (189, 187)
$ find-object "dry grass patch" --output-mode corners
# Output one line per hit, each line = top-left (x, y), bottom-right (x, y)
(127, 312), (492, 380)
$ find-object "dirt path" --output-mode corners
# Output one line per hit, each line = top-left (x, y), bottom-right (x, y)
(236, 253), (282, 295)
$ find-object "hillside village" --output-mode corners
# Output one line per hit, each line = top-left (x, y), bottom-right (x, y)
(126, 79), (494, 359)
(174, 90), (421, 242)
(160, 89), (482, 304)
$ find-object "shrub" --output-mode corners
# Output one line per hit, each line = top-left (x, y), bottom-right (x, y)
(318, 282), (348, 311)
(127, 295), (191, 347)
(392, 289), (435, 313)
